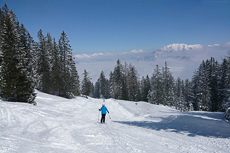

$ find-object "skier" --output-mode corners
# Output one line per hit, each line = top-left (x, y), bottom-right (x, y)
(99, 104), (109, 123)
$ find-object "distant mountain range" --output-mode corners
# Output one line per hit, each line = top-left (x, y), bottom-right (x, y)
(160, 43), (213, 52)
(74, 42), (230, 82)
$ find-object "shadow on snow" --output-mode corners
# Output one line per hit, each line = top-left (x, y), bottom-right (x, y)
(114, 114), (230, 138)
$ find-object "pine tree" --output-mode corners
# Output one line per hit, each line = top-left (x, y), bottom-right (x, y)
(69, 59), (80, 96)
(218, 58), (228, 111)
(26, 29), (38, 89)
(0, 4), (35, 102)
(94, 81), (100, 98)
(127, 64), (140, 101)
(175, 78), (186, 111)
(222, 51), (230, 110)
(140, 75), (151, 102)
(58, 31), (77, 98)
(162, 62), (175, 106)
(36, 29), (51, 93)
(109, 71), (115, 98)
(184, 79), (193, 111)
(18, 23), (37, 102)
(191, 63), (207, 111)
(81, 70), (92, 96)
(112, 60), (126, 99)
(95, 71), (110, 98)
(99, 71), (106, 98)
(50, 38), (62, 95)
(201, 60), (211, 110)
(148, 65), (163, 105)
(208, 57), (220, 112)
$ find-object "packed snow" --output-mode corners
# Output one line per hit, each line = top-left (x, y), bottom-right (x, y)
(1, 91), (230, 153)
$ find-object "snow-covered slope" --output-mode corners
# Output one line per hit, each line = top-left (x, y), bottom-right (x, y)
(1, 91), (230, 153)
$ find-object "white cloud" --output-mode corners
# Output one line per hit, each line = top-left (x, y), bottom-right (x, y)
(75, 52), (114, 59)
(75, 54), (92, 59)
(130, 49), (146, 53)
(120, 49), (147, 55)
(75, 49), (146, 59)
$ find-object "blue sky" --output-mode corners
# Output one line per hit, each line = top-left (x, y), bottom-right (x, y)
(1, 0), (230, 54)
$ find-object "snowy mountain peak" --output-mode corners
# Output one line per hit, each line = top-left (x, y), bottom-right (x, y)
(160, 43), (204, 52)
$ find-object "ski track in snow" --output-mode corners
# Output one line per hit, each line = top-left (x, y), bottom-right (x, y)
(1, 91), (230, 153)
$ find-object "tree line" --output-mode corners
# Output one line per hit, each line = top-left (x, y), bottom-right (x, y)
(0, 4), (80, 102)
(90, 57), (230, 112)
(0, 4), (229, 113)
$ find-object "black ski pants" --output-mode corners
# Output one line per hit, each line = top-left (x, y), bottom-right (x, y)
(101, 114), (106, 123)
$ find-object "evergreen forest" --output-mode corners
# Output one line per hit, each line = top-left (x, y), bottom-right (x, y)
(0, 4), (229, 113)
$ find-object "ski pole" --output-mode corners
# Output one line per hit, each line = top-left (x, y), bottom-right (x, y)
(108, 113), (111, 119)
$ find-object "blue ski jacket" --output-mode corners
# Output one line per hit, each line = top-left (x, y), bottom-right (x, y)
(99, 106), (109, 114)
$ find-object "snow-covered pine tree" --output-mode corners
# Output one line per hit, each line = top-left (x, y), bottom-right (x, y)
(97, 71), (109, 98)
(162, 62), (175, 106)
(218, 58), (228, 111)
(19, 24), (31, 74)
(109, 71), (115, 98)
(140, 75), (151, 102)
(50, 38), (62, 95)
(0, 4), (35, 102)
(112, 60), (126, 100)
(121, 63), (128, 101)
(99, 71), (106, 98)
(18, 23), (37, 102)
(207, 57), (220, 112)
(175, 77), (186, 111)
(127, 64), (141, 101)
(148, 65), (164, 105)
(104, 75), (110, 99)
(94, 81), (100, 98)
(222, 51), (230, 111)
(184, 79), (193, 111)
(31, 41), (39, 88)
(26, 29), (38, 90)
(191, 63), (205, 111)
(69, 58), (80, 97)
(200, 60), (211, 111)
(81, 69), (92, 96)
(58, 31), (78, 98)
(191, 57), (224, 112)
(36, 29), (51, 93)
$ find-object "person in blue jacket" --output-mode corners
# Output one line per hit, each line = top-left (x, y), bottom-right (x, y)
(99, 104), (109, 123)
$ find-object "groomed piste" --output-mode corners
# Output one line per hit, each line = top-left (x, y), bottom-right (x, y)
(1, 90), (230, 153)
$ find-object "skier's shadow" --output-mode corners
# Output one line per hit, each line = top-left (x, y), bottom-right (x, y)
(113, 115), (230, 138)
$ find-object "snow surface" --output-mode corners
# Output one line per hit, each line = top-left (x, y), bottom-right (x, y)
(1, 91), (230, 153)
